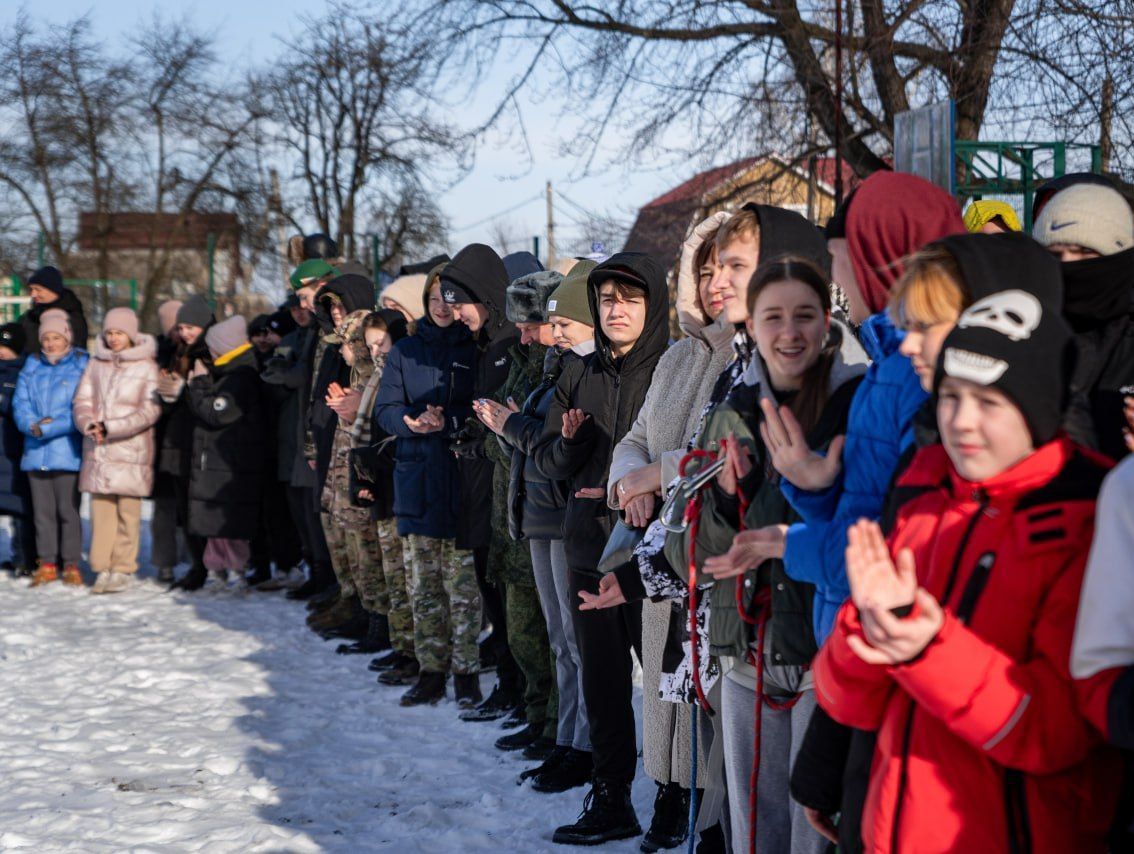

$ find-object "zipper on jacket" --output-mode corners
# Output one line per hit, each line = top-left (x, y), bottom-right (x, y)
(890, 490), (990, 854)
(1003, 769), (1033, 854)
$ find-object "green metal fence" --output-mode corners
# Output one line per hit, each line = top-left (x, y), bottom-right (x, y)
(0, 275), (138, 341)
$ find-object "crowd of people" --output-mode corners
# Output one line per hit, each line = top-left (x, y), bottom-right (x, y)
(2, 170), (1134, 852)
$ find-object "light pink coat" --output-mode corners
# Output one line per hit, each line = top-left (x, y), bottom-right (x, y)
(72, 334), (161, 497)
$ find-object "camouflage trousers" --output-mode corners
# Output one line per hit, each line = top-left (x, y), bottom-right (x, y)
(503, 578), (555, 736)
(322, 511), (388, 614)
(404, 534), (481, 676)
(377, 519), (414, 657)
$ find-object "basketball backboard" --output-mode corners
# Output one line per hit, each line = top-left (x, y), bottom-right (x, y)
(893, 101), (956, 194)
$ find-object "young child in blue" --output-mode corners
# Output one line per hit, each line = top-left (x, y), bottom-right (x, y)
(13, 309), (89, 586)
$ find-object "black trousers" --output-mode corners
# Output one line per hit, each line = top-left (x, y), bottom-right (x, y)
(285, 484), (315, 565)
(173, 474), (206, 571)
(150, 471), (180, 569)
(569, 567), (642, 784)
(475, 544), (521, 687)
(252, 476), (302, 572)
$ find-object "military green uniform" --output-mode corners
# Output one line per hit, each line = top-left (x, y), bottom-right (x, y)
(404, 534), (480, 675)
(377, 518), (413, 657)
(488, 342), (555, 736)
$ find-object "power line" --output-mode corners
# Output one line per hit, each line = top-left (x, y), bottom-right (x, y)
(449, 192), (544, 233)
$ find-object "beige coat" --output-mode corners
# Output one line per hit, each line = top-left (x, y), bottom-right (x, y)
(73, 335), (161, 497)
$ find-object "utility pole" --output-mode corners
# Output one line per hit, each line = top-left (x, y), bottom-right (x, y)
(546, 181), (557, 270)
(270, 168), (288, 286)
(1101, 75), (1114, 172)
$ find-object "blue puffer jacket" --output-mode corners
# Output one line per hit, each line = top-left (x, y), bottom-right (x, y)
(780, 312), (928, 641)
(13, 349), (88, 473)
(0, 357), (30, 514)
(374, 316), (474, 539)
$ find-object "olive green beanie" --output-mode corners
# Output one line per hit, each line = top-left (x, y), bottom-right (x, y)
(545, 259), (597, 326)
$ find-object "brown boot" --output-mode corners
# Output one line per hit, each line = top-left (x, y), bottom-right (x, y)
(30, 562), (58, 587)
(62, 564), (83, 586)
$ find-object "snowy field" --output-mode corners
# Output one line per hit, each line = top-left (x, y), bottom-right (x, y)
(0, 514), (657, 852)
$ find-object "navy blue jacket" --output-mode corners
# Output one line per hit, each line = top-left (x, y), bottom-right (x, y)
(0, 357), (30, 515)
(375, 316), (474, 539)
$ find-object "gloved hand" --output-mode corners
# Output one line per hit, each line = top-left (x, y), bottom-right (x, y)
(677, 210), (733, 326)
(449, 417), (487, 460)
(156, 371), (186, 403)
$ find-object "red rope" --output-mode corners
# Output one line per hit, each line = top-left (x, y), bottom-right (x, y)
(680, 449), (718, 716)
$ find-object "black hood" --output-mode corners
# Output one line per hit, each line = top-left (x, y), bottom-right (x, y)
(315, 273), (375, 330)
(586, 251), (670, 375)
(936, 231), (1064, 309)
(502, 251), (543, 282)
(375, 307), (409, 345)
(743, 203), (831, 277)
(441, 243), (511, 344)
(400, 254), (450, 277)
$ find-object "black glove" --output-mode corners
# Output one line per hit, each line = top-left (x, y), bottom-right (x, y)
(449, 418), (487, 460)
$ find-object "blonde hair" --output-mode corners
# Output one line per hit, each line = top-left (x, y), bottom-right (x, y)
(889, 246), (967, 328)
(715, 208), (761, 254)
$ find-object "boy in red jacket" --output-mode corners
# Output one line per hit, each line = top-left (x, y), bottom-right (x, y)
(813, 285), (1120, 852)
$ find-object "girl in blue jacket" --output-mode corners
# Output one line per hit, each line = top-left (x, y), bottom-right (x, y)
(14, 309), (89, 586)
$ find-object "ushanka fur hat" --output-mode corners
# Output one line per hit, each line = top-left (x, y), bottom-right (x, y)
(506, 270), (563, 324)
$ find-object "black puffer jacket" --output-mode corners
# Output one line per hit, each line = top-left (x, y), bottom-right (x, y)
(158, 331), (213, 478)
(533, 252), (670, 574)
(186, 346), (266, 538)
(21, 289), (89, 354)
(499, 346), (579, 540)
(440, 244), (518, 550)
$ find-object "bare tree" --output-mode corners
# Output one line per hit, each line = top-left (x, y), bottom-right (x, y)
(424, 0), (1133, 183)
(254, 4), (463, 271)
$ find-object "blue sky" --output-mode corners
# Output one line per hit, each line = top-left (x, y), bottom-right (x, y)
(31, 0), (683, 256)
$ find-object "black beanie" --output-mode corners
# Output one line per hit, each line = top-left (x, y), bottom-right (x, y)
(0, 323), (26, 355)
(267, 309), (297, 337)
(28, 265), (65, 296)
(176, 294), (214, 329)
(935, 291), (1075, 445)
(248, 313), (271, 336)
(303, 233), (339, 260)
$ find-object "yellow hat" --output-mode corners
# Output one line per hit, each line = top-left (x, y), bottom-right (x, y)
(963, 200), (1022, 233)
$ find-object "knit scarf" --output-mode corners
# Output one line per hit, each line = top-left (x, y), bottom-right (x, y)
(1062, 246), (1134, 333)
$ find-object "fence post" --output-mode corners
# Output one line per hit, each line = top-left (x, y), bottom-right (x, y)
(129, 279), (138, 312)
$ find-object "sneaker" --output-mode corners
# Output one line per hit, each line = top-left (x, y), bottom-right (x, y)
(552, 779), (641, 846)
(458, 682), (522, 722)
(201, 573), (227, 593)
(532, 748), (593, 794)
(495, 723), (540, 752)
(399, 671), (446, 706)
(92, 571), (111, 594)
(101, 572), (130, 594)
(640, 782), (690, 852)
(453, 673), (483, 709)
(522, 735), (557, 762)
(29, 562), (58, 587)
(61, 564), (83, 586)
(227, 574), (250, 594)
(377, 655), (420, 686)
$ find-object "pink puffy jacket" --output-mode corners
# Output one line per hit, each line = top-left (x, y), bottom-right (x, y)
(72, 334), (161, 497)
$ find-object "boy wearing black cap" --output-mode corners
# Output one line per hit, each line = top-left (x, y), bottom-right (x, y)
(814, 293), (1118, 852)
(20, 266), (89, 354)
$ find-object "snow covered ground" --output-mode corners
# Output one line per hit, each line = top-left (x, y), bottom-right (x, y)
(0, 518), (659, 852)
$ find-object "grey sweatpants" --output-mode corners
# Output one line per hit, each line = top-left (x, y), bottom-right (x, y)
(28, 471), (81, 567)
(721, 677), (826, 854)
(530, 538), (590, 751)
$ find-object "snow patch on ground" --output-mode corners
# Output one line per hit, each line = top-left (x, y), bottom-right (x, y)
(0, 572), (658, 851)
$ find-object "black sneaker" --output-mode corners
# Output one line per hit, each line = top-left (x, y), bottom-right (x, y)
(169, 564), (207, 592)
(399, 671), (446, 706)
(377, 655), (420, 685)
(495, 723), (540, 752)
(522, 735), (557, 762)
(458, 682), (522, 722)
(552, 779), (641, 846)
(499, 706), (527, 730)
(518, 745), (570, 785)
(368, 649), (400, 672)
(453, 673), (483, 709)
(532, 748), (592, 794)
(640, 782), (690, 852)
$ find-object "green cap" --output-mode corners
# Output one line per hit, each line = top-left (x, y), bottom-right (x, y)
(545, 259), (597, 326)
(289, 259), (338, 290)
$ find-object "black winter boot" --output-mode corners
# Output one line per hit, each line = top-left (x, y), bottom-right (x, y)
(459, 680), (523, 722)
(368, 649), (400, 672)
(522, 735), (557, 762)
(377, 654), (419, 685)
(336, 613), (391, 655)
(639, 782), (690, 852)
(169, 564), (207, 592)
(288, 562), (334, 600)
(495, 722), (540, 752)
(519, 745), (570, 785)
(453, 673), (483, 709)
(499, 706), (526, 730)
(304, 582), (342, 611)
(319, 600), (370, 640)
(532, 748), (593, 794)
(400, 671), (446, 706)
(552, 778), (641, 846)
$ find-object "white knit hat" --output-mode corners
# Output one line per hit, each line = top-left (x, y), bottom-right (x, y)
(1033, 184), (1134, 256)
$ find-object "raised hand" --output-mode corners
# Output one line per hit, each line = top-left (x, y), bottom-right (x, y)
(578, 573), (627, 610)
(844, 519), (916, 614)
(760, 398), (844, 492)
(847, 587), (944, 666)
(702, 524), (787, 579)
(561, 408), (589, 440)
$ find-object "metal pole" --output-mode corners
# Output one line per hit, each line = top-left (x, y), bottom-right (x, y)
(533, 236), (540, 264)
(546, 181), (557, 270)
(372, 235), (381, 304)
